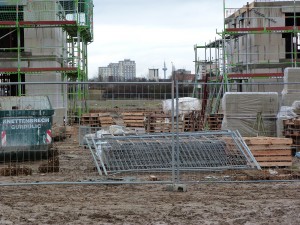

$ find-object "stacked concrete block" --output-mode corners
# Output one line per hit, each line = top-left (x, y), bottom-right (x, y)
(221, 92), (279, 137)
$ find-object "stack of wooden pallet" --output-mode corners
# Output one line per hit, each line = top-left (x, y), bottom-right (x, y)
(80, 113), (114, 127)
(98, 113), (114, 127)
(121, 112), (145, 128)
(144, 113), (184, 133)
(244, 137), (293, 168)
(283, 117), (300, 153)
(183, 110), (202, 132)
(206, 114), (223, 130)
(80, 113), (100, 127)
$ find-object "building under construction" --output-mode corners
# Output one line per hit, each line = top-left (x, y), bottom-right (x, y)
(0, 0), (93, 124)
(194, 0), (300, 137)
(196, 0), (300, 87)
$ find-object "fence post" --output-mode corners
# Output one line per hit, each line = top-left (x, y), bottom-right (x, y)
(171, 79), (175, 184)
(175, 80), (180, 183)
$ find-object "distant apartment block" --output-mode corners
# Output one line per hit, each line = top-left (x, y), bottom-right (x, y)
(98, 59), (136, 81)
(148, 69), (159, 81)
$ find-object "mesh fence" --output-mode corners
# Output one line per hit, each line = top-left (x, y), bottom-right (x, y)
(0, 81), (298, 185)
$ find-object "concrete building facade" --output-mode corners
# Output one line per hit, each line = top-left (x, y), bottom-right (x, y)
(224, 0), (300, 92)
(0, 0), (94, 124)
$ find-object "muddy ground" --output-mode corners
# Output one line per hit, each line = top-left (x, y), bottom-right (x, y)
(0, 182), (300, 225)
(1, 131), (300, 225)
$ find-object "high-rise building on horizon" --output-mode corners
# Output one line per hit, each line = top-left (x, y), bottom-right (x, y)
(148, 68), (159, 81)
(98, 59), (136, 81)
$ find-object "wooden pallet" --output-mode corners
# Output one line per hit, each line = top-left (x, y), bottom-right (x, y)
(206, 114), (223, 130)
(145, 113), (184, 133)
(183, 110), (202, 131)
(121, 112), (145, 128)
(80, 113), (100, 127)
(283, 117), (300, 153)
(244, 137), (293, 168)
(98, 113), (114, 127)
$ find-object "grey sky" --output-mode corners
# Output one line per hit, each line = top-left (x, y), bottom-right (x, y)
(88, 0), (243, 79)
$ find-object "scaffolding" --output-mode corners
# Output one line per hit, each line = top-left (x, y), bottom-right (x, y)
(0, 0), (93, 122)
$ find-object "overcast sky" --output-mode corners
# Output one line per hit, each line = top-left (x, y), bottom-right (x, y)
(88, 0), (243, 79)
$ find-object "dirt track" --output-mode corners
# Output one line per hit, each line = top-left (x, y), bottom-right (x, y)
(0, 182), (299, 225)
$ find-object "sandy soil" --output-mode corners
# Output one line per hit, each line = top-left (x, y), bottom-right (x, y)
(0, 182), (299, 225)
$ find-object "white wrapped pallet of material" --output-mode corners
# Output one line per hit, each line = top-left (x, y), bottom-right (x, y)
(162, 97), (201, 116)
(222, 116), (277, 137)
(292, 101), (300, 115)
(221, 92), (279, 116)
(283, 68), (300, 93)
(221, 92), (279, 137)
(281, 90), (300, 106)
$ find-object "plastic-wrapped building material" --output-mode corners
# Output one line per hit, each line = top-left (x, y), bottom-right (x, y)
(281, 68), (300, 106)
(221, 92), (279, 137)
(282, 92), (300, 106)
(222, 92), (279, 116)
(292, 101), (300, 115)
(283, 68), (300, 93)
(162, 97), (201, 116)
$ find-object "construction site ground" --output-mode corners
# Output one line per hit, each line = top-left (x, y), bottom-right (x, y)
(0, 180), (300, 224)
(0, 130), (300, 224)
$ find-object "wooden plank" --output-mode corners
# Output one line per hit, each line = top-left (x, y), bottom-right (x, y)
(252, 150), (292, 156)
(98, 113), (111, 117)
(244, 137), (271, 145)
(269, 138), (293, 145)
(124, 120), (144, 123)
(294, 119), (300, 126)
(121, 112), (144, 116)
(89, 113), (100, 117)
(259, 161), (293, 167)
(244, 137), (293, 145)
(123, 116), (145, 120)
(255, 156), (292, 162)
(248, 145), (291, 150)
(125, 123), (145, 127)
(99, 117), (113, 121)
